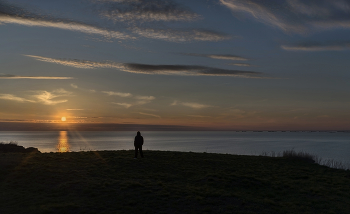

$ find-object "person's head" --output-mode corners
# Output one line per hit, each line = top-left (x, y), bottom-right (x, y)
(137, 131), (141, 136)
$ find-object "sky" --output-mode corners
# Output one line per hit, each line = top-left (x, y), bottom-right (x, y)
(1, 0), (350, 131)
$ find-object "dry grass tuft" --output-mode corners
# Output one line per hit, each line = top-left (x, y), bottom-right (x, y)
(261, 149), (350, 170)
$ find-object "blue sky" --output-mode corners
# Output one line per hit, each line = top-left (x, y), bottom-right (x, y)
(1, 0), (350, 130)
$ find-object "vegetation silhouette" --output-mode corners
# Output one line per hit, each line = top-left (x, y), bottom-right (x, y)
(0, 142), (40, 153)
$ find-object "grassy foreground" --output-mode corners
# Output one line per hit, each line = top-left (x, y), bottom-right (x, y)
(1, 150), (350, 214)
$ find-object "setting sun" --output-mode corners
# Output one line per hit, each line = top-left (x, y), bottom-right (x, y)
(61, 117), (66, 122)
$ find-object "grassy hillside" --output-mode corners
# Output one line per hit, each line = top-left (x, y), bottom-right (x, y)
(1, 150), (350, 214)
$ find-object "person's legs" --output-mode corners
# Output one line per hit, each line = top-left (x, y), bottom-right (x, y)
(134, 146), (138, 158)
(139, 146), (144, 158)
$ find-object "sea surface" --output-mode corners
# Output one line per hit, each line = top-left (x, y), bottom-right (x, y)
(1, 131), (349, 164)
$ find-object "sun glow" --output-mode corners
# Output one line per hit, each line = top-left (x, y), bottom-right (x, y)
(61, 117), (66, 122)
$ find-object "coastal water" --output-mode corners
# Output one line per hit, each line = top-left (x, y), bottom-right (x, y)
(1, 131), (349, 164)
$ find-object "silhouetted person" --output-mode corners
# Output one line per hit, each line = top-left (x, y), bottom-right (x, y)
(134, 131), (144, 158)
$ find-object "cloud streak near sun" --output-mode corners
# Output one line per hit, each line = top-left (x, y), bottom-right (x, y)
(0, 89), (72, 105)
(26, 55), (262, 78)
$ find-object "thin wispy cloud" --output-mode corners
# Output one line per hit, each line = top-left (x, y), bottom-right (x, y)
(138, 112), (161, 118)
(184, 53), (248, 61)
(0, 89), (71, 105)
(181, 102), (212, 109)
(70, 84), (78, 89)
(0, 1), (228, 43)
(230, 63), (252, 67)
(0, 94), (35, 103)
(25, 55), (122, 69)
(0, 74), (73, 79)
(106, 90), (155, 108)
(26, 55), (263, 78)
(171, 100), (212, 109)
(66, 109), (85, 111)
(70, 83), (97, 93)
(32, 89), (72, 105)
(134, 96), (155, 101)
(102, 91), (132, 97)
(188, 115), (212, 118)
(220, 0), (350, 33)
(131, 28), (230, 42)
(100, 0), (200, 22)
(281, 41), (350, 51)
(0, 3), (131, 40)
(112, 102), (133, 108)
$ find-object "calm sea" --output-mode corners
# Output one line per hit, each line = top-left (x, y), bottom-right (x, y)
(1, 131), (349, 164)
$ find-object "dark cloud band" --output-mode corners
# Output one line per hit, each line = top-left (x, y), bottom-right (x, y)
(183, 53), (248, 61)
(0, 74), (73, 79)
(26, 55), (263, 78)
(100, 0), (200, 22)
(282, 41), (350, 51)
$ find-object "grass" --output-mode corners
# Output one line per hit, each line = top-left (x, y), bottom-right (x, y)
(1, 150), (350, 214)
(261, 149), (350, 170)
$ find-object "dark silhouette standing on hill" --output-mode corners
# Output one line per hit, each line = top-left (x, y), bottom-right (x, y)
(134, 131), (144, 158)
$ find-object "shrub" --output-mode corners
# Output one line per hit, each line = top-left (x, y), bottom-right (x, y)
(282, 149), (315, 163)
(0, 142), (40, 153)
(261, 149), (350, 170)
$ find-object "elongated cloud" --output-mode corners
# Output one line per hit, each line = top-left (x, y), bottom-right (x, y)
(281, 41), (350, 51)
(184, 53), (248, 61)
(220, 0), (350, 33)
(121, 63), (261, 78)
(25, 55), (121, 69)
(0, 1), (227, 43)
(0, 74), (73, 79)
(230, 63), (252, 67)
(134, 96), (155, 101)
(0, 94), (35, 103)
(171, 100), (212, 109)
(105, 90), (155, 107)
(188, 115), (212, 118)
(0, 16), (130, 39)
(181, 102), (212, 109)
(102, 91), (132, 97)
(0, 2), (130, 39)
(138, 112), (161, 118)
(132, 27), (230, 42)
(134, 96), (156, 105)
(101, 0), (200, 22)
(0, 89), (71, 105)
(26, 55), (262, 78)
(112, 102), (133, 108)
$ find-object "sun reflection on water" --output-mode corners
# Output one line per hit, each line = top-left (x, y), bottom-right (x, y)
(57, 131), (70, 152)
